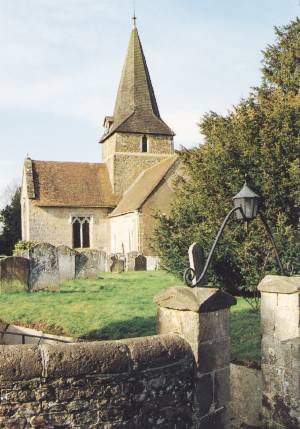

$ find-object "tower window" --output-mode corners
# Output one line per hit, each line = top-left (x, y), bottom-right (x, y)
(72, 216), (91, 248)
(142, 135), (148, 152)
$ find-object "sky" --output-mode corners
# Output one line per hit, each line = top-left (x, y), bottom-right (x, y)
(0, 0), (298, 206)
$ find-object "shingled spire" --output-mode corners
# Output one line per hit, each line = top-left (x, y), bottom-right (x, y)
(101, 22), (174, 142)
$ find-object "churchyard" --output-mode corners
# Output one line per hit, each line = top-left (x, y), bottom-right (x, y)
(0, 3), (298, 426)
(0, 270), (260, 364)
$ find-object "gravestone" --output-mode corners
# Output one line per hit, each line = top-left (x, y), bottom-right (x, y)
(126, 252), (148, 271)
(188, 242), (206, 286)
(75, 250), (108, 279)
(28, 243), (59, 291)
(126, 252), (139, 271)
(135, 254), (147, 271)
(146, 256), (160, 271)
(0, 257), (29, 290)
(57, 246), (76, 281)
(110, 254), (125, 273)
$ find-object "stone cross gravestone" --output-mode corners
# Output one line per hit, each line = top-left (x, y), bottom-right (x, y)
(188, 242), (206, 286)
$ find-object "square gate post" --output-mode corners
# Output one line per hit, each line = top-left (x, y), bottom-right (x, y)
(155, 286), (236, 429)
(258, 275), (300, 429)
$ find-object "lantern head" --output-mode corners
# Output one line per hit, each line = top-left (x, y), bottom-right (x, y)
(233, 182), (260, 221)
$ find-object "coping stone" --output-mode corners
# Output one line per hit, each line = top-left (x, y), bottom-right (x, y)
(0, 345), (43, 381)
(258, 275), (300, 294)
(154, 286), (236, 313)
(122, 334), (192, 371)
(42, 341), (131, 377)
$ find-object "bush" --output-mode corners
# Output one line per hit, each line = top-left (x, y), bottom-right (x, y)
(153, 19), (300, 305)
(13, 240), (38, 255)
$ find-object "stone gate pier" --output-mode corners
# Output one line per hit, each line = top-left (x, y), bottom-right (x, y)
(259, 275), (300, 429)
(155, 286), (236, 428)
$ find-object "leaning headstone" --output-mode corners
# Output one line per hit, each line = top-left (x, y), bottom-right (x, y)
(188, 242), (206, 286)
(57, 246), (76, 281)
(0, 257), (29, 290)
(134, 254), (147, 271)
(110, 254), (125, 273)
(126, 252), (139, 271)
(28, 243), (59, 291)
(75, 249), (108, 279)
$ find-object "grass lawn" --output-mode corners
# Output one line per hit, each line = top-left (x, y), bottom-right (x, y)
(0, 271), (260, 364)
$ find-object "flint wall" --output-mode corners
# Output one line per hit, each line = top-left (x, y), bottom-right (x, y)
(0, 335), (194, 428)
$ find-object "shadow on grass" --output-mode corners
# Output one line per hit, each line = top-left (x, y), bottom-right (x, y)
(57, 288), (108, 294)
(78, 301), (261, 367)
(80, 316), (157, 341)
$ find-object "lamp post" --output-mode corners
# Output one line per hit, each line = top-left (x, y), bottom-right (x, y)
(184, 181), (285, 287)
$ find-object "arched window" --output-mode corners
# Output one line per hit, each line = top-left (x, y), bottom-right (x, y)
(142, 135), (148, 152)
(72, 216), (91, 248)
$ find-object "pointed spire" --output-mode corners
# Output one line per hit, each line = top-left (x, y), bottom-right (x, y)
(101, 22), (174, 142)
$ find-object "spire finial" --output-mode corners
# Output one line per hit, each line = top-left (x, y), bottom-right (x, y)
(132, 0), (136, 28)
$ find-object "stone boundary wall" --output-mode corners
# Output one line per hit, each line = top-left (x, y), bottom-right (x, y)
(230, 363), (262, 428)
(0, 286), (238, 428)
(0, 334), (194, 428)
(0, 322), (73, 346)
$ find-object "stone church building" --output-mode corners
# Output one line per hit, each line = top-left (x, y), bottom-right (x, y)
(21, 21), (179, 256)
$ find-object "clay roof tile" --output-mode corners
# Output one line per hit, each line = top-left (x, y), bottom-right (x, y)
(31, 161), (119, 208)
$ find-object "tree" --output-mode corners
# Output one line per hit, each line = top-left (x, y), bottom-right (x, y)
(0, 186), (22, 256)
(153, 19), (300, 300)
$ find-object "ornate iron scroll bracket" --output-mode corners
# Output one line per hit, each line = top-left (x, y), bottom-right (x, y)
(184, 207), (285, 288)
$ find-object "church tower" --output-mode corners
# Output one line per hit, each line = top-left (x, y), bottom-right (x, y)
(100, 18), (175, 196)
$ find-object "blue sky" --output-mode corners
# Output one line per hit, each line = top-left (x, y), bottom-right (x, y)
(0, 0), (298, 205)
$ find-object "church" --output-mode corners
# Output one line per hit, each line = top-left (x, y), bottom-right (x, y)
(21, 20), (179, 256)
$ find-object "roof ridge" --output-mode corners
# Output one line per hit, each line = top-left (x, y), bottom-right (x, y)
(110, 155), (178, 217)
(136, 156), (178, 207)
(32, 160), (106, 166)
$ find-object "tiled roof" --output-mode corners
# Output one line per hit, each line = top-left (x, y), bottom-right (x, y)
(100, 26), (174, 142)
(110, 156), (178, 217)
(30, 160), (118, 208)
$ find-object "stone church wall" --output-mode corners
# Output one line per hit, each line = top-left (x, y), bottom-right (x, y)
(139, 163), (177, 256)
(113, 152), (171, 196)
(27, 204), (111, 251)
(110, 211), (139, 254)
(115, 132), (173, 154)
(102, 132), (174, 196)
